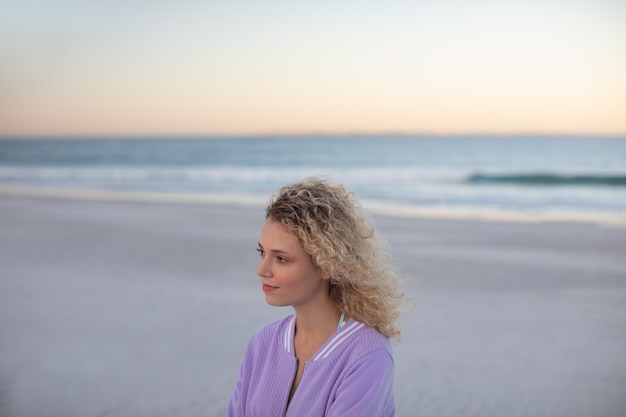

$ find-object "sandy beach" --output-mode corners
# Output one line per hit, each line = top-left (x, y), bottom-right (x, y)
(1, 193), (625, 417)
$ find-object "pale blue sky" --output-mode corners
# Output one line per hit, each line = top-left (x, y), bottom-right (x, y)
(1, 0), (625, 135)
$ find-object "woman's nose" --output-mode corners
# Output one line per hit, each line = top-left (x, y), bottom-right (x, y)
(256, 257), (271, 277)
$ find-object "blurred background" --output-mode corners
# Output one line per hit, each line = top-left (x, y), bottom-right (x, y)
(1, 1), (625, 416)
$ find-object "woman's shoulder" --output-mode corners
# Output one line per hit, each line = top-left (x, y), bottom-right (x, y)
(348, 321), (393, 355)
(332, 320), (394, 367)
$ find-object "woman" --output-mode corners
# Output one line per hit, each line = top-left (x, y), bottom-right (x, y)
(228, 177), (408, 417)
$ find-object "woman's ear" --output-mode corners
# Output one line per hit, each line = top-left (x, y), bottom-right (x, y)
(321, 270), (331, 281)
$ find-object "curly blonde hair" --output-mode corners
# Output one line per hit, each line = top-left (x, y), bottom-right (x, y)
(265, 177), (408, 341)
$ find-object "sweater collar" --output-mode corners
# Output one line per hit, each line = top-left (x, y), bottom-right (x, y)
(283, 315), (365, 361)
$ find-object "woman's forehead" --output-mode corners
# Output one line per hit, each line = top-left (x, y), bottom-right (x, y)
(260, 219), (302, 248)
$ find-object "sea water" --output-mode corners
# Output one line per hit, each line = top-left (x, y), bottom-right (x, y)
(0, 135), (625, 217)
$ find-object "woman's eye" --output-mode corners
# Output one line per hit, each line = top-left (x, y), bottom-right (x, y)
(256, 248), (264, 256)
(277, 257), (286, 263)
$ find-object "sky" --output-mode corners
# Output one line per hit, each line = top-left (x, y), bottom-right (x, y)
(1, 0), (625, 137)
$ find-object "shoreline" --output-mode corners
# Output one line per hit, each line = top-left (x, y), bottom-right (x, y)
(1, 184), (625, 227)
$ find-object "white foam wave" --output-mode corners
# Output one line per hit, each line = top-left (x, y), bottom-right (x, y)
(0, 166), (469, 183)
(2, 166), (625, 216)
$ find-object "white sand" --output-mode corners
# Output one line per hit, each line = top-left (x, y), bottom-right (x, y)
(1, 194), (625, 417)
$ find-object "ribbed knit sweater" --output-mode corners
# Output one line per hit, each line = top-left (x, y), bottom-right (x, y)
(228, 314), (395, 417)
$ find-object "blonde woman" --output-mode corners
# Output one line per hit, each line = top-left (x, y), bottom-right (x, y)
(228, 177), (408, 417)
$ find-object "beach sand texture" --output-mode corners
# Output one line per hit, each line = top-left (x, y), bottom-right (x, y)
(1, 194), (625, 417)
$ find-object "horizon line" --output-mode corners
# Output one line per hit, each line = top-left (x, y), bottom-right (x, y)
(1, 131), (626, 140)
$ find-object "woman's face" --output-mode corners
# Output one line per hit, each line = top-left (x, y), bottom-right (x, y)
(256, 219), (329, 308)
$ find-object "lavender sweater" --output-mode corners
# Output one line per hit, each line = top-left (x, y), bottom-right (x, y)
(228, 315), (395, 417)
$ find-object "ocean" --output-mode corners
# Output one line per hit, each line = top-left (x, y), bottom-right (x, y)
(1, 135), (625, 220)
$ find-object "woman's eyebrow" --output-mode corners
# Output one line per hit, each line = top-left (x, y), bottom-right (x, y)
(270, 249), (290, 255)
(257, 242), (290, 255)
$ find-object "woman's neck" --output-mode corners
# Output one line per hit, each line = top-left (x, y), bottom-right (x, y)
(293, 298), (342, 340)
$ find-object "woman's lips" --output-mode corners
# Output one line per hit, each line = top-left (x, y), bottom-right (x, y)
(262, 284), (278, 292)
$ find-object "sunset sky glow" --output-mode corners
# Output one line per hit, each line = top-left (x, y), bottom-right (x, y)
(1, 0), (625, 136)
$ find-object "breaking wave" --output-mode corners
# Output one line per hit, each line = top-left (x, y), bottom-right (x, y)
(467, 173), (626, 187)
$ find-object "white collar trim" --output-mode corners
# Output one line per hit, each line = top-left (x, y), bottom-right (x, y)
(282, 316), (364, 360)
